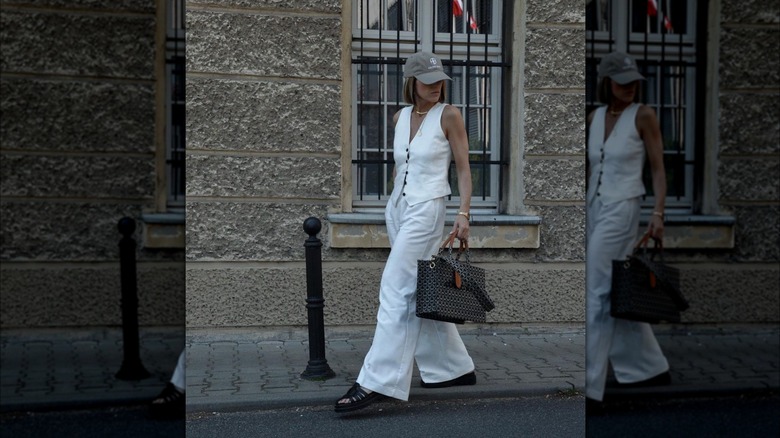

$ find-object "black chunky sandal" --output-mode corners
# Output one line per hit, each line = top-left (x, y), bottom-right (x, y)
(334, 383), (386, 413)
(149, 383), (185, 419)
(420, 371), (477, 388)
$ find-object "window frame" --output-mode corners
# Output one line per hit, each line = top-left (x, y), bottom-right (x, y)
(349, 0), (510, 215)
(586, 0), (704, 215)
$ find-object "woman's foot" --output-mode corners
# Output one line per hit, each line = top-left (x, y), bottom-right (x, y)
(334, 383), (386, 413)
(420, 371), (477, 388)
(149, 383), (185, 419)
(612, 370), (671, 388)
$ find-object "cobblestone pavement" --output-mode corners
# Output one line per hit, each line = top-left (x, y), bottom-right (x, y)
(1, 324), (778, 413)
(184, 325), (586, 412)
(1, 327), (183, 411)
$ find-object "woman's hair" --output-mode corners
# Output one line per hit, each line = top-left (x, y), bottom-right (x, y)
(596, 77), (643, 104)
(403, 77), (447, 105)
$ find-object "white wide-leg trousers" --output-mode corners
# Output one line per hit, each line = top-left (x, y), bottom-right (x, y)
(586, 197), (669, 401)
(171, 350), (185, 392)
(357, 196), (475, 401)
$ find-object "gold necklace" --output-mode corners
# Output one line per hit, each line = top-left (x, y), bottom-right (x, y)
(415, 111), (428, 137)
(414, 103), (435, 116)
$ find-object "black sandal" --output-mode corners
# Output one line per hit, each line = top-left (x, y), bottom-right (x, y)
(420, 371), (477, 388)
(334, 383), (386, 413)
(149, 383), (185, 419)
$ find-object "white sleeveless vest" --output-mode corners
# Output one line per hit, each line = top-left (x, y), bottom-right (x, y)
(391, 103), (452, 206)
(587, 103), (646, 205)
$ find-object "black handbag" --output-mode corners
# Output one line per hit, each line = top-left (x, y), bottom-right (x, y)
(610, 233), (689, 323)
(416, 235), (495, 324)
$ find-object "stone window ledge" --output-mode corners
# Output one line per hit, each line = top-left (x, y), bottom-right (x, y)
(140, 212), (185, 249)
(327, 213), (542, 249)
(638, 214), (735, 249)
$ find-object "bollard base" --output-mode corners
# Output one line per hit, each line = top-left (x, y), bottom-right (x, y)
(116, 361), (152, 381)
(301, 361), (336, 381)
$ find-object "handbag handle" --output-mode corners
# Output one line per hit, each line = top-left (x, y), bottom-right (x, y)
(438, 234), (470, 262)
(634, 232), (664, 262)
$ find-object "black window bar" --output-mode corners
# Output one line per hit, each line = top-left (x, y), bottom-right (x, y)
(352, 0), (510, 211)
(585, 0), (702, 213)
(166, 0), (185, 209)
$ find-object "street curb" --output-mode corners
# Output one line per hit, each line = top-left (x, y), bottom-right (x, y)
(0, 395), (154, 414)
(604, 383), (780, 401)
(185, 383), (586, 414)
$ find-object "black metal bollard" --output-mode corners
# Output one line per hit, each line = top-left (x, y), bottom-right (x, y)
(115, 217), (151, 380)
(300, 217), (336, 380)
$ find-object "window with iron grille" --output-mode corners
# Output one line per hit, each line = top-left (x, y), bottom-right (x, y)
(351, 0), (510, 213)
(166, 0), (185, 210)
(586, 0), (706, 214)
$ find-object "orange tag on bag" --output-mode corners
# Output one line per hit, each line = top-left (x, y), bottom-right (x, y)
(649, 272), (657, 288)
(455, 271), (462, 288)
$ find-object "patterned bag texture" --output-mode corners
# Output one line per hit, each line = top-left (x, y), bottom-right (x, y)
(416, 239), (494, 324)
(610, 234), (689, 323)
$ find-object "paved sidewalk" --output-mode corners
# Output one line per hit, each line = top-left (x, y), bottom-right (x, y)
(0, 327), (183, 412)
(1, 324), (778, 413)
(185, 325), (586, 413)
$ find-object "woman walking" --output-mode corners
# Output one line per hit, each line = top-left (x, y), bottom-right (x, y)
(335, 51), (476, 413)
(585, 51), (671, 408)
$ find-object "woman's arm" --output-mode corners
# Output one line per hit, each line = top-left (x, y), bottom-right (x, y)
(442, 105), (471, 241)
(636, 104), (666, 239)
(585, 109), (596, 181)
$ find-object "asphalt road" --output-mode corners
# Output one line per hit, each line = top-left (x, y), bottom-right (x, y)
(186, 395), (585, 438)
(0, 405), (185, 438)
(587, 393), (780, 438)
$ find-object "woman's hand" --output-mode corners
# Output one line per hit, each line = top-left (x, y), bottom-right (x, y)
(450, 214), (470, 241)
(647, 215), (664, 240)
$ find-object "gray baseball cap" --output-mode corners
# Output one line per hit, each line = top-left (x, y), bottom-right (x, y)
(403, 51), (451, 84)
(598, 51), (645, 84)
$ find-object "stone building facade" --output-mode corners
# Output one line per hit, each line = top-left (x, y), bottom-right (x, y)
(185, 0), (587, 328)
(691, 0), (779, 321)
(0, 0), (185, 328)
(583, 0), (778, 323)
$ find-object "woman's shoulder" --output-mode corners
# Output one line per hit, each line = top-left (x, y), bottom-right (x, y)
(440, 103), (462, 119)
(393, 106), (410, 125)
(587, 105), (607, 124)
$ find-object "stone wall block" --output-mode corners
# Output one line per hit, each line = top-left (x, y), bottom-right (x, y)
(719, 28), (780, 89)
(533, 205), (586, 261)
(680, 267), (779, 322)
(186, 201), (336, 261)
(525, 28), (585, 89)
(721, 0), (780, 24)
(527, 0), (586, 23)
(0, 0), (155, 12)
(731, 206), (780, 261)
(187, 0), (341, 12)
(187, 154), (340, 198)
(186, 11), (341, 79)
(719, 159), (779, 201)
(0, 79), (155, 152)
(524, 159), (585, 201)
(0, 264), (184, 327)
(525, 93), (585, 154)
(185, 265), (585, 326)
(719, 93), (780, 155)
(0, 202), (155, 261)
(0, 11), (155, 78)
(1, 155), (155, 198)
(187, 78), (341, 152)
